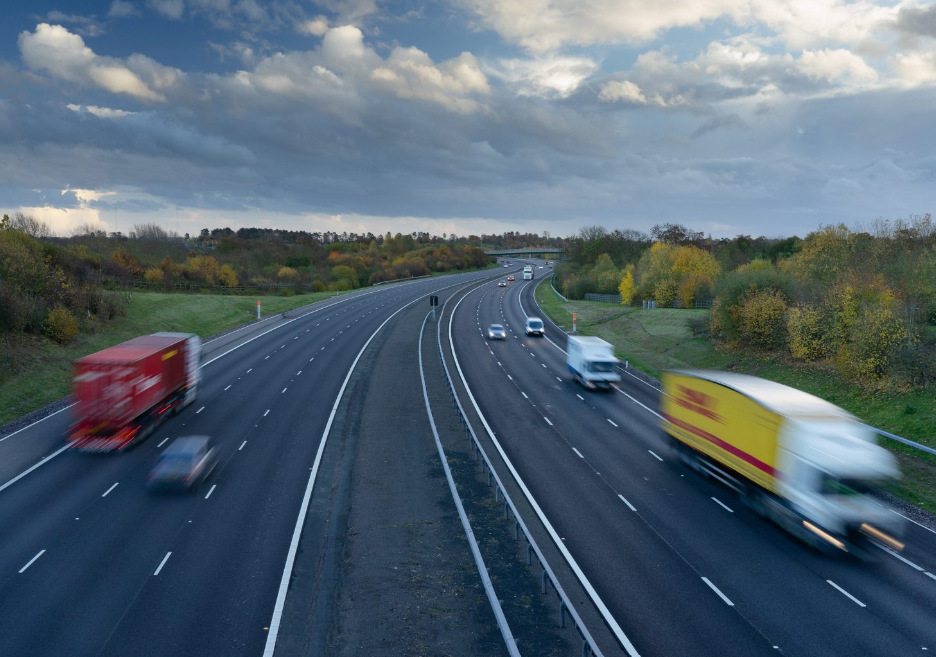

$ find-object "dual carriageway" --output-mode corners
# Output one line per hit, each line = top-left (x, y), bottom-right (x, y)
(0, 261), (934, 656)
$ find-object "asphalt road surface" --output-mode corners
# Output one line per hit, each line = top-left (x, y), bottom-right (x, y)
(446, 273), (936, 657)
(0, 267), (510, 657)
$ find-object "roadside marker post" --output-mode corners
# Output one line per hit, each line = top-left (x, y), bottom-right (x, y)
(572, 313), (576, 333)
(257, 300), (261, 320)
(430, 295), (438, 321)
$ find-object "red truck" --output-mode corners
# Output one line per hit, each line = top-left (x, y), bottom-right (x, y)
(69, 333), (201, 451)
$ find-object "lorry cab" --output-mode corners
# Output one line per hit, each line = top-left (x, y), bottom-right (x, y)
(523, 266), (533, 280)
(777, 420), (903, 553)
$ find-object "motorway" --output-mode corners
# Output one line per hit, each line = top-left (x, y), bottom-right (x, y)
(445, 271), (936, 657)
(0, 267), (506, 657)
(2, 260), (935, 657)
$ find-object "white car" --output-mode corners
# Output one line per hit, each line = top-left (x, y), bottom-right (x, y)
(524, 317), (545, 336)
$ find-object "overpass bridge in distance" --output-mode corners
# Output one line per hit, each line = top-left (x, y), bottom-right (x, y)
(484, 248), (564, 258)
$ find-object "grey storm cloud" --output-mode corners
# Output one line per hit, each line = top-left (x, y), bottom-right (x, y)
(894, 5), (936, 38)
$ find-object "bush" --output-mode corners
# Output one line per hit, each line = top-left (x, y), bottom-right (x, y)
(837, 304), (907, 379)
(710, 268), (796, 343)
(787, 304), (829, 361)
(144, 268), (165, 283)
(330, 279), (353, 291)
(733, 288), (788, 349)
(311, 280), (327, 292)
(279, 287), (294, 297)
(45, 306), (78, 344)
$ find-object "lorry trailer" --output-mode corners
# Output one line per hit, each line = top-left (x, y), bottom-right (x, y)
(661, 370), (903, 556)
(69, 333), (201, 451)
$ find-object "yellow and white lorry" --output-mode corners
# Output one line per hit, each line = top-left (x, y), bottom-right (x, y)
(661, 370), (904, 556)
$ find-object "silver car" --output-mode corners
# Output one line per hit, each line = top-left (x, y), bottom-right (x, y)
(487, 324), (506, 340)
(147, 436), (219, 491)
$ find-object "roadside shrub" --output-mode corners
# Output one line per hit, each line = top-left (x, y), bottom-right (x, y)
(45, 306), (78, 344)
(279, 287), (294, 297)
(837, 304), (907, 379)
(710, 268), (796, 343)
(144, 268), (165, 283)
(101, 293), (125, 320)
(311, 280), (327, 292)
(787, 304), (829, 361)
(330, 279), (352, 292)
(218, 264), (238, 287)
(277, 266), (299, 282)
(733, 287), (788, 349)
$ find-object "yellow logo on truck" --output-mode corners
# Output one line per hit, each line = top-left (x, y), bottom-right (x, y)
(162, 350), (178, 360)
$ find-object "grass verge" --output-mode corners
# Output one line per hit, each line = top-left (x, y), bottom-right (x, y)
(535, 279), (936, 514)
(0, 290), (342, 426)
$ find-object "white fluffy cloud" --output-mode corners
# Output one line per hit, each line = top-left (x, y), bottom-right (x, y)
(454, 0), (898, 53)
(297, 16), (329, 37)
(796, 48), (879, 84)
(598, 80), (687, 106)
(19, 24), (169, 101)
(485, 55), (600, 99)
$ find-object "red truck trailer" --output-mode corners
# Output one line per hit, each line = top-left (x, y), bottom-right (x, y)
(69, 332), (201, 451)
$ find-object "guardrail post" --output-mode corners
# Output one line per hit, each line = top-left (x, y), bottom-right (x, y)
(583, 639), (591, 657)
(542, 570), (548, 594)
(504, 501), (509, 519)
(495, 486), (499, 501)
(559, 600), (566, 628)
(515, 520), (519, 540)
(527, 543), (533, 565)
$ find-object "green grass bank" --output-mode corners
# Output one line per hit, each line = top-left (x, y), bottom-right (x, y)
(0, 290), (342, 426)
(535, 278), (936, 513)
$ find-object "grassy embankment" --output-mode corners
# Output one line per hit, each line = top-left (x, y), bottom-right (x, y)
(535, 279), (936, 512)
(0, 290), (342, 426)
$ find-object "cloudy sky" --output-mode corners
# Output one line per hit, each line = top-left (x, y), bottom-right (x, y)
(1, 0), (935, 239)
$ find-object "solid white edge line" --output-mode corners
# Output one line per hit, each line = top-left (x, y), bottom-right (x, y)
(925, 572), (936, 581)
(826, 580), (866, 607)
(417, 310), (520, 656)
(711, 497), (734, 513)
(0, 445), (70, 494)
(19, 549), (46, 573)
(572, 447), (584, 459)
(205, 484), (217, 499)
(701, 577), (734, 606)
(876, 544), (923, 571)
(262, 273), (495, 657)
(154, 552), (172, 576)
(102, 482), (119, 498)
(618, 494), (637, 512)
(648, 450), (664, 462)
(449, 282), (640, 657)
(0, 404), (75, 443)
(891, 510), (936, 535)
